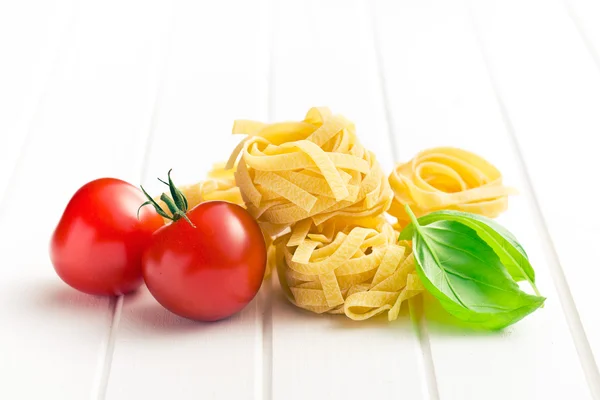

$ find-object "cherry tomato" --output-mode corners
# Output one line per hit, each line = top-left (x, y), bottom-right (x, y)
(50, 178), (164, 295)
(142, 201), (267, 321)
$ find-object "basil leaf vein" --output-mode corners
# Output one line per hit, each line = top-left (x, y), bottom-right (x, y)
(404, 207), (545, 330)
(399, 209), (539, 296)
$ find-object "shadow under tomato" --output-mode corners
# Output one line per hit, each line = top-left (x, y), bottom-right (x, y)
(25, 278), (116, 317)
(120, 287), (233, 335)
(124, 302), (210, 334)
(26, 279), (210, 335)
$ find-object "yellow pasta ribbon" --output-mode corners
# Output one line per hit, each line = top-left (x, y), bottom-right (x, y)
(276, 218), (424, 321)
(388, 147), (516, 227)
(167, 163), (244, 209)
(227, 107), (393, 232)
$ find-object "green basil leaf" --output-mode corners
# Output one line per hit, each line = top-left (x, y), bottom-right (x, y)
(409, 218), (545, 330)
(399, 210), (538, 296)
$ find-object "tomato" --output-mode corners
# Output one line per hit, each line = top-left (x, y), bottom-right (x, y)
(50, 178), (164, 295)
(142, 201), (267, 321)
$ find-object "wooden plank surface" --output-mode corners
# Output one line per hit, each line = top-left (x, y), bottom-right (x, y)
(105, 1), (271, 399)
(567, 0), (600, 71)
(0, 0), (171, 398)
(373, 0), (592, 398)
(1, 0), (599, 398)
(0, 0), (76, 196)
(470, 0), (600, 396)
(269, 1), (426, 399)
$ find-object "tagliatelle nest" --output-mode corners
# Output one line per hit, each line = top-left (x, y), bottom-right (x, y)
(388, 147), (516, 228)
(275, 217), (424, 321)
(223, 107), (421, 320)
(226, 107), (393, 237)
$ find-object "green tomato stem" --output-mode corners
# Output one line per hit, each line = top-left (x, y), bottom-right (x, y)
(138, 170), (196, 228)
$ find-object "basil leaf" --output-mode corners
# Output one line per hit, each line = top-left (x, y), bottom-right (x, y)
(409, 217), (545, 330)
(399, 210), (538, 296)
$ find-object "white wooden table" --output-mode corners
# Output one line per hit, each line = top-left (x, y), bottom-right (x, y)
(1, 0), (599, 398)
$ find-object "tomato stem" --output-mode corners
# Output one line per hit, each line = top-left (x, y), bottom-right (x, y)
(138, 170), (196, 228)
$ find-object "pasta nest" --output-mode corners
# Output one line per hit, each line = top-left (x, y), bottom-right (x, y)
(166, 163), (244, 208)
(226, 107), (393, 237)
(275, 217), (424, 321)
(388, 147), (516, 228)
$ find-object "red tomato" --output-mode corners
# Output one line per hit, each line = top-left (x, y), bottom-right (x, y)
(50, 178), (164, 295)
(142, 201), (267, 321)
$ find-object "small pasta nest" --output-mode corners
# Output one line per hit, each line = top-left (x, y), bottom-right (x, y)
(226, 107), (393, 237)
(275, 217), (424, 321)
(388, 147), (516, 228)
(166, 163), (244, 209)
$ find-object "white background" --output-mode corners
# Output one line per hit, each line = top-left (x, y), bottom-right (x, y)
(0, 0), (599, 399)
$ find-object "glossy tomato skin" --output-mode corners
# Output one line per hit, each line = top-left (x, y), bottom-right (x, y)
(50, 178), (164, 295)
(142, 201), (267, 321)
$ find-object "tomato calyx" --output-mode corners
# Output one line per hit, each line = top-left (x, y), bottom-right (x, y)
(138, 169), (196, 228)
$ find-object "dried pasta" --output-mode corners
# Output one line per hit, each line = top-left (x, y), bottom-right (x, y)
(275, 218), (424, 321)
(225, 107), (425, 320)
(388, 147), (516, 227)
(226, 107), (393, 236)
(165, 163), (244, 210)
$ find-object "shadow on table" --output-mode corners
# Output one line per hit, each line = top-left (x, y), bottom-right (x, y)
(30, 277), (508, 338)
(28, 279), (207, 335)
(412, 292), (507, 337)
(118, 285), (235, 336)
(271, 281), (505, 337)
(270, 278), (413, 330)
(124, 301), (210, 334)
(25, 278), (116, 317)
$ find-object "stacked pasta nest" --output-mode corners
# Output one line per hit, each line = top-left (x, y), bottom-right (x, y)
(176, 107), (513, 321)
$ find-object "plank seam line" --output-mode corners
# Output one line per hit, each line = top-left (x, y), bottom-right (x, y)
(258, 1), (276, 398)
(466, 1), (600, 398)
(258, 279), (274, 400)
(563, 0), (600, 74)
(363, 1), (440, 399)
(363, 0), (400, 163)
(410, 298), (441, 400)
(0, 0), (80, 218)
(92, 296), (123, 400)
(91, 7), (176, 399)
